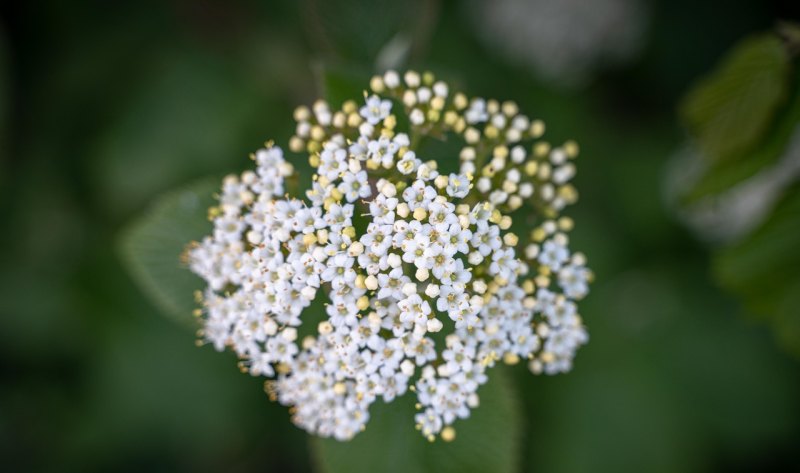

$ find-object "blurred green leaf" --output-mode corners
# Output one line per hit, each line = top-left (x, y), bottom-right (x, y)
(680, 33), (790, 164)
(682, 77), (800, 202)
(119, 178), (217, 323)
(312, 368), (521, 473)
(675, 27), (800, 359)
(713, 184), (800, 355)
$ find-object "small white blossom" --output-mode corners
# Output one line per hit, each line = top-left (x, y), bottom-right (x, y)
(446, 173), (470, 198)
(360, 95), (392, 125)
(397, 151), (420, 175)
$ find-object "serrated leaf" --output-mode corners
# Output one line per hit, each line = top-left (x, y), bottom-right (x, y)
(680, 33), (790, 164)
(312, 367), (521, 473)
(713, 184), (800, 354)
(119, 178), (218, 323)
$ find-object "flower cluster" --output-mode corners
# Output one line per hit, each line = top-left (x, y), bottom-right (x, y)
(188, 70), (592, 441)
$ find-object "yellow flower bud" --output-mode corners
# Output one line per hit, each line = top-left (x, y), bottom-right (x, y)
(293, 106), (310, 121)
(355, 274), (366, 289)
(342, 100), (357, 114)
(289, 136), (305, 153)
(558, 216), (574, 231)
(369, 75), (385, 93)
(564, 140), (579, 158)
(441, 426), (456, 442)
(454, 93), (468, 110)
(522, 279), (535, 294)
(530, 119), (545, 138)
(347, 112), (362, 128)
(503, 353), (520, 365)
(311, 125), (325, 141)
(302, 233), (318, 246)
(534, 142), (550, 158)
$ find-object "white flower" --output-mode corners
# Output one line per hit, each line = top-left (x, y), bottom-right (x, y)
(489, 247), (518, 280)
(465, 98), (488, 124)
(321, 253), (356, 286)
(403, 180), (436, 210)
(360, 95), (392, 125)
(437, 285), (470, 319)
(442, 223), (472, 255)
(446, 174), (470, 198)
(416, 408), (443, 438)
(367, 136), (399, 168)
(325, 203), (354, 230)
(471, 221), (502, 256)
(409, 108), (425, 125)
(544, 298), (577, 327)
(377, 267), (409, 300)
(293, 206), (325, 234)
(558, 263), (591, 299)
(427, 201), (458, 231)
(397, 151), (420, 175)
(361, 223), (393, 256)
(319, 143), (348, 181)
(339, 170), (372, 202)
(538, 239), (569, 271)
(398, 294), (432, 325)
(369, 194), (398, 224)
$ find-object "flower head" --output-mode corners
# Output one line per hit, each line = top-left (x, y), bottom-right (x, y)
(188, 70), (592, 442)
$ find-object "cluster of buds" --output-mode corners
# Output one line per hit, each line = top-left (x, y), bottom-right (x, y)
(188, 70), (592, 442)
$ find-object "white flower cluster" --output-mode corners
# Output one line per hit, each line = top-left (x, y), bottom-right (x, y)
(188, 70), (592, 442)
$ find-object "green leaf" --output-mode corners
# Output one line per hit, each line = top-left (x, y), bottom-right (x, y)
(682, 76), (800, 203)
(713, 184), (800, 354)
(119, 178), (218, 323)
(680, 33), (790, 164)
(312, 367), (521, 473)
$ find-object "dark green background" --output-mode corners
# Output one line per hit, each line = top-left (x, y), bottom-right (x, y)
(1, 1), (799, 472)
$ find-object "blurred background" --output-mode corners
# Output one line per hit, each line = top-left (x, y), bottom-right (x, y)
(2, 0), (800, 472)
